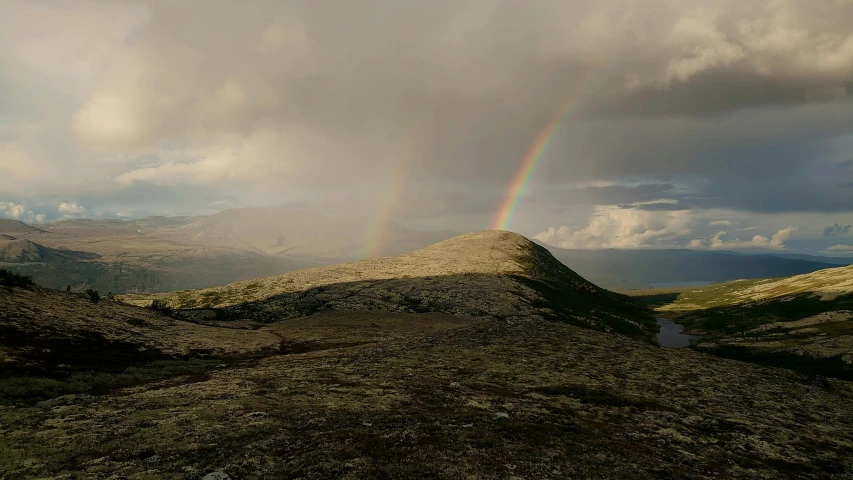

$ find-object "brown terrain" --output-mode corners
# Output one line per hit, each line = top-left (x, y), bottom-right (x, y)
(1, 231), (852, 479)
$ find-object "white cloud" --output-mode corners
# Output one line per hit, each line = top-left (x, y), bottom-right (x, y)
(690, 226), (798, 250)
(113, 128), (296, 187)
(0, 201), (46, 224)
(821, 244), (853, 254)
(58, 202), (88, 216)
(709, 220), (734, 226)
(534, 205), (693, 249)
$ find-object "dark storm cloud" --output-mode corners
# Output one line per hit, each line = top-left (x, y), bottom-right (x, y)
(824, 224), (852, 237)
(2, 0), (853, 227)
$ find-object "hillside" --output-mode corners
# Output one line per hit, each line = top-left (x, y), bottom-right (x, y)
(535, 243), (842, 289)
(637, 265), (853, 379)
(2, 281), (853, 477)
(135, 231), (657, 340)
(0, 219), (44, 235)
(0, 218), (318, 293)
(0, 238), (100, 263)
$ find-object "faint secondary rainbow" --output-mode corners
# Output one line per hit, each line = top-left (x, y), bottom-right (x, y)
(490, 97), (576, 231)
(362, 136), (417, 259)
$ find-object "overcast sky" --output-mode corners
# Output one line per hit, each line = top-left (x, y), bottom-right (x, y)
(1, 0), (853, 254)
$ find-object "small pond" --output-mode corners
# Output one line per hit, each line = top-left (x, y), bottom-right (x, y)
(656, 318), (699, 348)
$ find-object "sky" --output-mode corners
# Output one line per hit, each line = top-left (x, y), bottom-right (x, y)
(1, 0), (853, 255)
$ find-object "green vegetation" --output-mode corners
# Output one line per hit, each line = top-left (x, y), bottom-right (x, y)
(631, 271), (853, 380)
(0, 268), (34, 289)
(148, 298), (172, 314)
(85, 288), (100, 304)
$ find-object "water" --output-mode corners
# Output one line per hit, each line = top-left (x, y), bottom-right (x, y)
(649, 280), (715, 289)
(656, 318), (698, 348)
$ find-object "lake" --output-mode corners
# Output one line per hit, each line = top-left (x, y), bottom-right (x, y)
(656, 318), (698, 348)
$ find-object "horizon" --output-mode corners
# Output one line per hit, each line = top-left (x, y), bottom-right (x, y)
(3, 205), (853, 259)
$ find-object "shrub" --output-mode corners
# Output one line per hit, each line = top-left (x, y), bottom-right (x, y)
(85, 288), (100, 304)
(0, 269), (35, 288)
(149, 299), (172, 313)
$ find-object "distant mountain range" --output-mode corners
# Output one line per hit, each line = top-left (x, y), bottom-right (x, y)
(1, 208), (849, 293)
(0, 207), (458, 293)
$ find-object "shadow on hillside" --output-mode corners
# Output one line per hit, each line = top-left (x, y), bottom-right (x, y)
(170, 272), (659, 341)
(674, 291), (853, 381)
(628, 292), (684, 308)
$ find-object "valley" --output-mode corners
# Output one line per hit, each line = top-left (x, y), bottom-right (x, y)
(632, 266), (853, 380)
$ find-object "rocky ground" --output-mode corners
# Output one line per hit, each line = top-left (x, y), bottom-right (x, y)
(2, 315), (852, 479)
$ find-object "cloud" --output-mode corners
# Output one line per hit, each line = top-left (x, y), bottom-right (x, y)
(2, 0), (853, 231)
(821, 244), (853, 254)
(58, 202), (88, 217)
(0, 201), (46, 224)
(709, 220), (734, 226)
(823, 223), (851, 237)
(533, 205), (693, 249)
(690, 226), (798, 251)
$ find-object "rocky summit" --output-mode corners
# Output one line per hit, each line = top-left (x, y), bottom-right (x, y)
(129, 231), (657, 340)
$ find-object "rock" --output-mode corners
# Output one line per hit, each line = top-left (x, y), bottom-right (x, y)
(493, 412), (510, 422)
(142, 455), (160, 464)
(449, 382), (462, 389)
(202, 471), (231, 480)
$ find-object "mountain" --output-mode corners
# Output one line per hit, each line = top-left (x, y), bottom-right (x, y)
(534, 242), (840, 289)
(0, 238), (100, 263)
(642, 264), (853, 379)
(0, 208), (457, 293)
(3, 258), (853, 477)
(135, 231), (658, 340)
(0, 217), (317, 293)
(768, 252), (853, 265)
(157, 205), (458, 261)
(0, 218), (44, 235)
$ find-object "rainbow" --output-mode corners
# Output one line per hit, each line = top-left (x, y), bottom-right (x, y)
(491, 97), (576, 231)
(362, 138), (416, 259)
